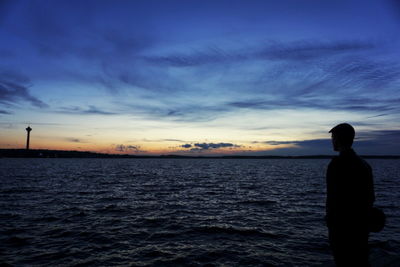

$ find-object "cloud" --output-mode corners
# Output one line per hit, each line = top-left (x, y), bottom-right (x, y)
(0, 109), (12, 114)
(320, 57), (400, 91)
(19, 1), (154, 60)
(270, 55), (400, 105)
(243, 139), (332, 156)
(144, 46), (245, 67)
(0, 122), (14, 129)
(181, 142), (241, 151)
(135, 138), (188, 143)
(351, 130), (400, 155)
(3, 1), (399, 124)
(265, 139), (331, 147)
(254, 130), (400, 155)
(118, 101), (230, 122)
(258, 40), (375, 62)
(59, 105), (118, 115)
(0, 121), (64, 126)
(115, 144), (144, 153)
(145, 40), (375, 67)
(181, 144), (192, 148)
(226, 96), (399, 113)
(102, 30), (153, 57)
(65, 138), (86, 143)
(195, 142), (239, 149)
(264, 140), (300, 146)
(0, 70), (48, 109)
(140, 40), (400, 118)
(225, 53), (400, 113)
(357, 129), (400, 144)
(2, 1), (157, 96)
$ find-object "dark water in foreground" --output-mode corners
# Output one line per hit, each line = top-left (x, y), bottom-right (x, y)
(1, 158), (399, 266)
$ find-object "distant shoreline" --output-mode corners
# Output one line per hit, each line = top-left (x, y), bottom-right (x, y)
(1, 149), (399, 159)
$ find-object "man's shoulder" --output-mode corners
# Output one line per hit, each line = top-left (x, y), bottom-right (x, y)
(327, 156), (340, 172)
(328, 156), (340, 165)
(359, 157), (372, 172)
(352, 150), (372, 169)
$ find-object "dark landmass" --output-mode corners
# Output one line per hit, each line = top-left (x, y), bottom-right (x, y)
(1, 149), (400, 159)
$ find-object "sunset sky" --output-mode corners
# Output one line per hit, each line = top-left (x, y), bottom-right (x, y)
(1, 0), (400, 155)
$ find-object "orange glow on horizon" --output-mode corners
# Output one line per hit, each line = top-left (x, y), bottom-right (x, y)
(0, 125), (299, 155)
(0, 138), (297, 155)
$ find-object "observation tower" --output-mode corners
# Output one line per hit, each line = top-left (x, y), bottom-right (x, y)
(26, 126), (32, 150)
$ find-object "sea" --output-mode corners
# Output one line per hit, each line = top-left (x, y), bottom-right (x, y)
(1, 158), (399, 266)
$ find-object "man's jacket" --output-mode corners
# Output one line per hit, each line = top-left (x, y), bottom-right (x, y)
(326, 149), (375, 231)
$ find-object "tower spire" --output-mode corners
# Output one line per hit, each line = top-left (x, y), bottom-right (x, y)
(26, 126), (32, 150)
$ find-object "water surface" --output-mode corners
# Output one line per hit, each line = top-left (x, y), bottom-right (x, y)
(1, 158), (399, 266)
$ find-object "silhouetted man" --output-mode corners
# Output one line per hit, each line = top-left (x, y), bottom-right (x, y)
(326, 123), (375, 266)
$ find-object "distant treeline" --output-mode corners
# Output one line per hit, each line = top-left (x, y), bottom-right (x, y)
(1, 149), (399, 159)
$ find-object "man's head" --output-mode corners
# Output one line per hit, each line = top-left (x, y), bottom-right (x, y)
(329, 123), (355, 151)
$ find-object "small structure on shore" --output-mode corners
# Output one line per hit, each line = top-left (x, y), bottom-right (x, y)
(26, 126), (32, 150)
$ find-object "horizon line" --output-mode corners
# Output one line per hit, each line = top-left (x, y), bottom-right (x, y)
(1, 148), (400, 159)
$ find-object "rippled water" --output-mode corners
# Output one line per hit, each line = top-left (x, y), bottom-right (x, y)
(1, 158), (399, 266)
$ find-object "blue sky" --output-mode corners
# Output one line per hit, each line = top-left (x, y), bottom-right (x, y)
(1, 0), (400, 155)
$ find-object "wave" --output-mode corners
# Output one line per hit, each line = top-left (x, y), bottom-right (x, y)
(1, 158), (398, 266)
(238, 199), (277, 206)
(190, 225), (283, 239)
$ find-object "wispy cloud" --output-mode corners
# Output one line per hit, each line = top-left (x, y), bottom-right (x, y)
(180, 142), (241, 152)
(1, 0), (399, 156)
(0, 109), (12, 114)
(117, 101), (230, 122)
(15, 0), (153, 60)
(245, 139), (332, 155)
(0, 121), (65, 126)
(29, 37), (400, 124)
(144, 46), (245, 67)
(348, 130), (400, 155)
(58, 105), (118, 115)
(115, 144), (145, 153)
(162, 138), (186, 142)
(253, 130), (400, 155)
(226, 96), (399, 113)
(145, 40), (375, 67)
(264, 139), (330, 147)
(0, 122), (14, 129)
(258, 40), (375, 61)
(136, 40), (400, 120)
(319, 57), (400, 91)
(0, 70), (48, 109)
(65, 137), (86, 143)
(357, 129), (400, 143)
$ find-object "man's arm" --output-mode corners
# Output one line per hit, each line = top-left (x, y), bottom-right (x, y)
(366, 162), (375, 208)
(326, 158), (338, 226)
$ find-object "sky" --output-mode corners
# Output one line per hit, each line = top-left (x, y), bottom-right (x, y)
(1, 0), (400, 155)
